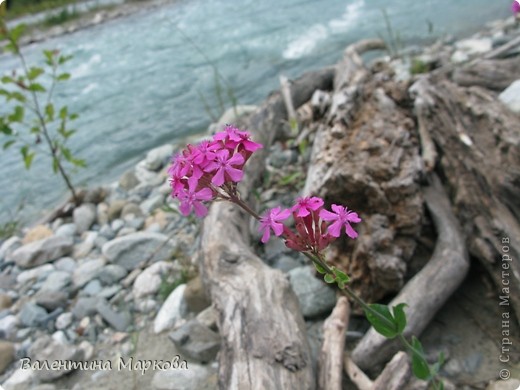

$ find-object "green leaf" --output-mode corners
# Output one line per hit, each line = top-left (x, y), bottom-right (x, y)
(52, 157), (59, 174)
(1, 75), (14, 84)
(45, 104), (55, 122)
(3, 140), (16, 150)
(30, 126), (40, 134)
(323, 274), (335, 284)
(8, 106), (24, 123)
(332, 268), (350, 284)
(10, 92), (26, 103)
(20, 145), (35, 169)
(314, 262), (327, 275)
(28, 83), (46, 93)
(59, 106), (68, 120)
(60, 145), (72, 162)
(69, 113), (79, 120)
(392, 303), (407, 335)
(411, 337), (430, 380)
(58, 54), (73, 65)
(10, 24), (26, 43)
(57, 73), (71, 81)
(43, 50), (55, 66)
(71, 157), (86, 168)
(0, 122), (13, 135)
(365, 303), (398, 338)
(27, 67), (44, 81)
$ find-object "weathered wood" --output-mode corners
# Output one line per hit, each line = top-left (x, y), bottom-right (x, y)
(409, 75), (520, 324)
(351, 174), (470, 370)
(304, 40), (423, 303)
(199, 68), (335, 390)
(372, 351), (411, 390)
(318, 296), (350, 390)
(344, 355), (373, 390)
(452, 57), (520, 91)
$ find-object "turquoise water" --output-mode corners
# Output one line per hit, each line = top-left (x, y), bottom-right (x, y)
(0, 0), (512, 224)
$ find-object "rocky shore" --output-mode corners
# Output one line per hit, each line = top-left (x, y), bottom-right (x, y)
(0, 13), (519, 390)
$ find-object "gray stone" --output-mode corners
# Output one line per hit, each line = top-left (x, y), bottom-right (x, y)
(54, 257), (76, 272)
(98, 285), (121, 299)
(108, 199), (127, 221)
(82, 187), (106, 204)
(151, 361), (217, 390)
(55, 312), (73, 330)
(19, 302), (48, 327)
(125, 216), (145, 230)
(140, 194), (165, 214)
(145, 144), (174, 171)
(2, 367), (35, 390)
(72, 258), (106, 288)
(73, 203), (97, 234)
(154, 284), (187, 333)
(272, 255), (301, 273)
(196, 306), (218, 331)
(288, 266), (336, 318)
(73, 231), (98, 258)
(16, 263), (55, 285)
(29, 335), (84, 380)
(487, 379), (520, 390)
(99, 224), (116, 240)
(97, 264), (127, 285)
(121, 202), (144, 219)
(169, 319), (220, 363)
(82, 279), (103, 296)
(72, 297), (100, 319)
(135, 160), (163, 186)
(102, 232), (177, 270)
(135, 298), (157, 313)
(34, 290), (68, 311)
(97, 202), (109, 226)
(111, 218), (125, 232)
(0, 236), (22, 262)
(263, 238), (290, 262)
(119, 170), (140, 191)
(133, 261), (176, 298)
(96, 300), (131, 332)
(11, 236), (73, 269)
(499, 79), (520, 113)
(39, 270), (71, 292)
(54, 223), (77, 238)
(0, 315), (18, 339)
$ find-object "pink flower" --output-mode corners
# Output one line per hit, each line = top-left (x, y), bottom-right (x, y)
(319, 204), (361, 238)
(513, 1), (520, 15)
(192, 140), (221, 166)
(259, 206), (291, 243)
(204, 149), (244, 186)
(291, 196), (324, 217)
(177, 177), (214, 217)
(214, 125), (263, 152)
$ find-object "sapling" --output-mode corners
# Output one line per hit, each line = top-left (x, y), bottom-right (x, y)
(0, 21), (85, 204)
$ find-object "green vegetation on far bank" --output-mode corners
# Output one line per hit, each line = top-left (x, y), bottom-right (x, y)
(4, 0), (80, 20)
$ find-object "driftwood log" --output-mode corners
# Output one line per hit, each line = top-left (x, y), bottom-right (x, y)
(199, 69), (334, 389)
(351, 174), (469, 370)
(317, 296), (350, 390)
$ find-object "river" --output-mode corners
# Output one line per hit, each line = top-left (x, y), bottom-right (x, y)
(0, 0), (511, 225)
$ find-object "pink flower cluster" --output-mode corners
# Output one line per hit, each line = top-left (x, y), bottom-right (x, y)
(259, 196), (361, 252)
(513, 1), (520, 15)
(168, 125), (262, 217)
